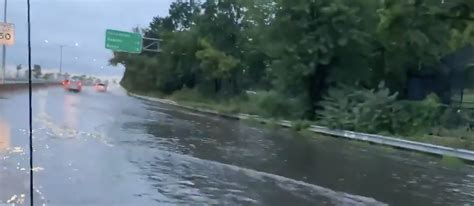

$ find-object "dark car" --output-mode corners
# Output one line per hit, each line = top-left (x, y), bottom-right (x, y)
(62, 78), (83, 92)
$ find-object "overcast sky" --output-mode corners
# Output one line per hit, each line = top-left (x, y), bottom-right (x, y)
(5, 0), (172, 78)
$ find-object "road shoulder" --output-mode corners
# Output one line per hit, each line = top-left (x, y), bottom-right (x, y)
(128, 92), (474, 163)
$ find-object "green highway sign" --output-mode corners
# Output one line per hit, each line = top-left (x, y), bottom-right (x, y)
(105, 29), (142, 53)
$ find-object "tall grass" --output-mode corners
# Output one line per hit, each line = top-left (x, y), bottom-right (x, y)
(440, 155), (464, 168)
(168, 88), (304, 119)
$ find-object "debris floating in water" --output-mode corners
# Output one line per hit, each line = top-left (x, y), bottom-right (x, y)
(33, 167), (45, 172)
(11, 147), (23, 153)
(6, 195), (17, 203)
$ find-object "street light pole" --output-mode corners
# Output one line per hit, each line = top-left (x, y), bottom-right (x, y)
(1, 0), (7, 84)
(59, 45), (64, 73)
(45, 41), (77, 74)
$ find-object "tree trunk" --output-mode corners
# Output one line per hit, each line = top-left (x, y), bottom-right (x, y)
(307, 66), (329, 120)
(214, 78), (221, 93)
(231, 71), (239, 94)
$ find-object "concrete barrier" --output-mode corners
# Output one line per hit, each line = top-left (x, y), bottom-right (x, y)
(129, 92), (474, 162)
(0, 82), (60, 93)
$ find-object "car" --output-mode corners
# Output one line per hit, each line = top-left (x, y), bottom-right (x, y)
(62, 79), (82, 92)
(95, 83), (107, 92)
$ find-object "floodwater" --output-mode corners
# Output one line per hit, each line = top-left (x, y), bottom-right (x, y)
(0, 86), (473, 205)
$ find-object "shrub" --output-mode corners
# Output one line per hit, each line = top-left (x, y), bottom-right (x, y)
(318, 82), (398, 133)
(440, 155), (464, 167)
(169, 87), (209, 103)
(292, 120), (311, 131)
(432, 107), (474, 140)
(394, 94), (441, 135)
(318, 82), (441, 136)
(247, 91), (305, 119)
(437, 107), (474, 130)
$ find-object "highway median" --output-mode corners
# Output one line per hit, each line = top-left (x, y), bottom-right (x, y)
(0, 81), (60, 93)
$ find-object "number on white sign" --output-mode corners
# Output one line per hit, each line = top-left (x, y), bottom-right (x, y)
(0, 23), (15, 45)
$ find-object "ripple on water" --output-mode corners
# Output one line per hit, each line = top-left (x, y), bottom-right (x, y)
(131, 149), (386, 206)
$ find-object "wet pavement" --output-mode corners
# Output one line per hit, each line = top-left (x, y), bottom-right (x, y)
(0, 86), (473, 205)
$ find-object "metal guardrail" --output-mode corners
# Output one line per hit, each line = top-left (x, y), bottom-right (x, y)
(306, 125), (474, 162)
(130, 93), (474, 162)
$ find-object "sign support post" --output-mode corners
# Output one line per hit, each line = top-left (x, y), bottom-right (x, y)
(1, 0), (6, 84)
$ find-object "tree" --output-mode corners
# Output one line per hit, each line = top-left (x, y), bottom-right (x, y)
(16, 64), (22, 78)
(32, 64), (42, 79)
(42, 73), (54, 80)
(110, 0), (474, 120)
(266, 0), (369, 119)
(373, 0), (474, 95)
(195, 39), (239, 93)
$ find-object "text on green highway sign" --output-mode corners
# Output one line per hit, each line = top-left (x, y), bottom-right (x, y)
(105, 29), (142, 53)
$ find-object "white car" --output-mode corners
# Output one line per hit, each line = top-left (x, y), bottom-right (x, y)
(95, 83), (107, 92)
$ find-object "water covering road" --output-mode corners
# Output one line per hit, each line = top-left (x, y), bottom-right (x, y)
(0, 86), (473, 205)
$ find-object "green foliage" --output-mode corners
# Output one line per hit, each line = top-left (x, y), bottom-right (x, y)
(247, 91), (305, 119)
(318, 83), (441, 136)
(449, 23), (474, 51)
(395, 94), (442, 135)
(441, 155), (464, 168)
(431, 106), (474, 142)
(195, 39), (239, 80)
(318, 82), (396, 133)
(292, 120), (311, 132)
(32, 64), (42, 79)
(169, 87), (208, 103)
(264, 118), (280, 129)
(372, 0), (474, 95)
(42, 73), (54, 80)
(110, 0), (474, 144)
(437, 107), (474, 130)
(266, 0), (371, 118)
(112, 0), (474, 110)
(169, 88), (239, 114)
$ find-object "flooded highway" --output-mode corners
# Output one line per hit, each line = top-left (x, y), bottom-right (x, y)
(0, 86), (473, 205)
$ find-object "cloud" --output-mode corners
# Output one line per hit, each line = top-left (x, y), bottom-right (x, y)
(4, 0), (172, 77)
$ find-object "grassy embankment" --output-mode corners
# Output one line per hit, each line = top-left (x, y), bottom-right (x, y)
(132, 88), (474, 151)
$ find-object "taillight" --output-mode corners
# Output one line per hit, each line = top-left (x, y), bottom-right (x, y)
(78, 81), (82, 86)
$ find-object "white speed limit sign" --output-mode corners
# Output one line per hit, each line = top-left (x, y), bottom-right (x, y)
(0, 23), (14, 46)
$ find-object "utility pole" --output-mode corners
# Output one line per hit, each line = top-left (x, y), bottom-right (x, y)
(59, 45), (64, 73)
(1, 0), (7, 84)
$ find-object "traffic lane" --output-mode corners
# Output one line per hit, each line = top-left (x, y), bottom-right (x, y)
(32, 86), (164, 205)
(112, 99), (385, 204)
(1, 86), (384, 205)
(1, 86), (162, 205)
(136, 98), (474, 206)
(0, 90), (43, 205)
(48, 87), (383, 205)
